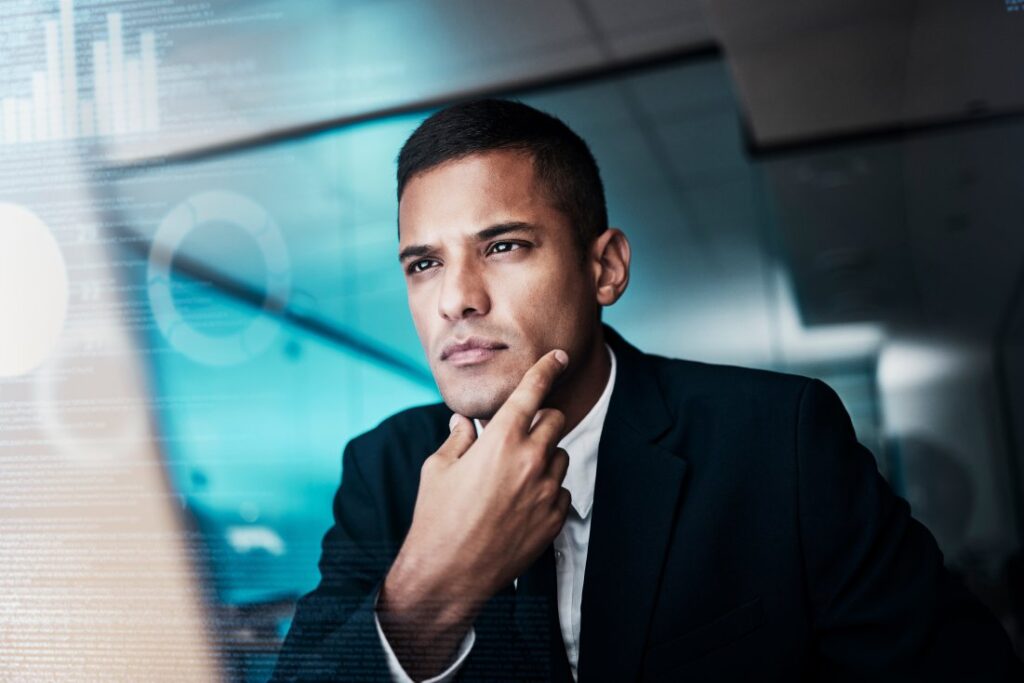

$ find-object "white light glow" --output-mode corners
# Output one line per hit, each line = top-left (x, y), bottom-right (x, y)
(773, 267), (884, 364)
(226, 526), (285, 556)
(877, 340), (983, 392)
(0, 203), (69, 377)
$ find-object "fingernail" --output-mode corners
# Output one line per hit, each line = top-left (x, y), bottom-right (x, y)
(554, 349), (569, 366)
(449, 414), (459, 431)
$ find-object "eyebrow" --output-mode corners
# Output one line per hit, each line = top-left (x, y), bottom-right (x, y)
(398, 221), (538, 263)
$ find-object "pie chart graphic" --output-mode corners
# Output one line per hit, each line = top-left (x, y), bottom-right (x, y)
(147, 191), (291, 366)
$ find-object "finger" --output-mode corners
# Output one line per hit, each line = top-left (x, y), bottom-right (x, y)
(555, 486), (572, 517)
(530, 408), (567, 446)
(545, 447), (569, 485)
(494, 349), (569, 432)
(435, 413), (477, 462)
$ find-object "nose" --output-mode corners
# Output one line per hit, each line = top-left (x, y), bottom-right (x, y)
(438, 258), (490, 321)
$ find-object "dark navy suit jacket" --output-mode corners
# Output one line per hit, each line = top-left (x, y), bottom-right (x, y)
(272, 325), (1022, 681)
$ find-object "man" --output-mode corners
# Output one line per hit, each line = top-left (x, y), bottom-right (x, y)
(272, 99), (1021, 682)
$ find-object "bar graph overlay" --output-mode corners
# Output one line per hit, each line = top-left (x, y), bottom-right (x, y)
(0, 0), (161, 145)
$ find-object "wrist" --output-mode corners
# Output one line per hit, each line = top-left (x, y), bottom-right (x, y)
(381, 548), (484, 627)
(376, 549), (482, 679)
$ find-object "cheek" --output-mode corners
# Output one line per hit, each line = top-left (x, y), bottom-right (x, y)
(506, 271), (588, 341)
(533, 262), (591, 313)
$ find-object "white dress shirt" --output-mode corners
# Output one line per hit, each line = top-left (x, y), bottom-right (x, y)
(375, 345), (617, 682)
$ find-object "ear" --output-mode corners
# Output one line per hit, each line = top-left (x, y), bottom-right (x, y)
(589, 228), (631, 307)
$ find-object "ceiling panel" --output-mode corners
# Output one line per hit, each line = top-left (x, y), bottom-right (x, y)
(706, 0), (1024, 147)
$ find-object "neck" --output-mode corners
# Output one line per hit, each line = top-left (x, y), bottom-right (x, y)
(482, 328), (611, 437)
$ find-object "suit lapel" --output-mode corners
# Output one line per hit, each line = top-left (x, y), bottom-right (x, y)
(576, 326), (689, 682)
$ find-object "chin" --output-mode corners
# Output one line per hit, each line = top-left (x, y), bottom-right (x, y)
(438, 380), (514, 421)
(440, 392), (501, 421)
(432, 352), (529, 419)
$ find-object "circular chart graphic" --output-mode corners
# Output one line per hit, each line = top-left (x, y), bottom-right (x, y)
(32, 325), (149, 466)
(147, 191), (291, 366)
(0, 203), (69, 378)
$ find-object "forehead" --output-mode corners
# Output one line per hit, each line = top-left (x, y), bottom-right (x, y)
(398, 149), (563, 243)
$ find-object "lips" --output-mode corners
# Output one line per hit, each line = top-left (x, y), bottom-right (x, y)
(440, 336), (508, 363)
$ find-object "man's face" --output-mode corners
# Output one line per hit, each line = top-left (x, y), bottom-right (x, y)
(398, 149), (599, 419)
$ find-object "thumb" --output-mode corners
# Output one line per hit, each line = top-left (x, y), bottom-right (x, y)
(436, 413), (477, 461)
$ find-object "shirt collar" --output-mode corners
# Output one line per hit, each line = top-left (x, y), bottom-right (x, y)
(473, 344), (616, 519)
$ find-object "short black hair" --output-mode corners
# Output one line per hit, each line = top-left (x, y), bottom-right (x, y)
(396, 98), (608, 256)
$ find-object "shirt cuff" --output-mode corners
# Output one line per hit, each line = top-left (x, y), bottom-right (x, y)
(373, 588), (476, 683)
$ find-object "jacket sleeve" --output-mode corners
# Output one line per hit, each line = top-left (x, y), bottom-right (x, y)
(796, 378), (1023, 681)
(271, 439), (397, 681)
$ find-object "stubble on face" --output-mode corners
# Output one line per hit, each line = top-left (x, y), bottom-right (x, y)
(431, 345), (520, 420)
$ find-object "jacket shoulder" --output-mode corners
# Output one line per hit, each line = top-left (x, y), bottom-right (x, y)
(641, 352), (819, 424)
(647, 352), (812, 397)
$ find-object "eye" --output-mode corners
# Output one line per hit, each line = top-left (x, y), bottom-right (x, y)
(408, 258), (439, 274)
(487, 241), (525, 255)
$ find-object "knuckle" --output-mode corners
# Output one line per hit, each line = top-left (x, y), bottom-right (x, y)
(539, 479), (560, 501)
(521, 450), (545, 476)
(550, 503), (569, 530)
(554, 451), (569, 474)
(420, 456), (436, 475)
(496, 429), (518, 453)
(548, 415), (566, 439)
(538, 408), (564, 427)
